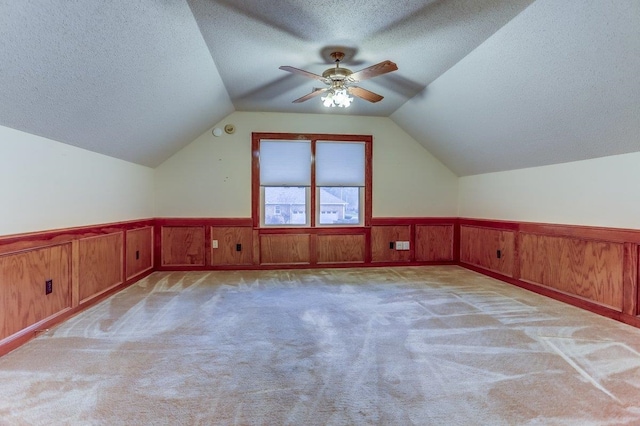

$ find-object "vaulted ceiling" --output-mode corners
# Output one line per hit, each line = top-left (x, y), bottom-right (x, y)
(0, 1), (638, 175)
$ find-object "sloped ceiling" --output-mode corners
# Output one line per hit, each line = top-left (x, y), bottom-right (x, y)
(0, 1), (637, 174)
(0, 1), (234, 167)
(187, 0), (533, 116)
(392, 0), (640, 176)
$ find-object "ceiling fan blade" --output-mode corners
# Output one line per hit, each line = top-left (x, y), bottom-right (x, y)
(279, 66), (329, 83)
(347, 60), (398, 83)
(292, 88), (328, 103)
(347, 86), (384, 103)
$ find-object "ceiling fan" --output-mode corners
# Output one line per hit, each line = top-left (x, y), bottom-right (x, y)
(279, 52), (398, 108)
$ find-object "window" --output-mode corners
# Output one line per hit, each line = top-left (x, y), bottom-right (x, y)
(252, 133), (372, 227)
(315, 141), (365, 225)
(264, 187), (306, 225)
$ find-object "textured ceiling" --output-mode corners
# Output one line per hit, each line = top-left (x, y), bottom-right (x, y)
(392, 0), (640, 176)
(188, 0), (534, 116)
(0, 1), (637, 174)
(0, 1), (233, 167)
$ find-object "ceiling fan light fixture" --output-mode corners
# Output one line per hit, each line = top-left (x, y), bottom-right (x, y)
(281, 51), (396, 107)
(321, 88), (353, 108)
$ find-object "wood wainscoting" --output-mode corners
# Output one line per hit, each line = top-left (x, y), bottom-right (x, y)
(460, 225), (516, 277)
(459, 218), (640, 328)
(161, 226), (206, 266)
(126, 226), (153, 280)
(260, 234), (311, 265)
(155, 218), (458, 270)
(370, 218), (458, 265)
(211, 226), (254, 266)
(0, 219), (154, 356)
(317, 234), (366, 264)
(77, 232), (124, 304)
(371, 225), (411, 263)
(0, 244), (71, 342)
(4, 216), (640, 356)
(415, 225), (454, 262)
(519, 233), (624, 311)
(155, 218), (254, 269)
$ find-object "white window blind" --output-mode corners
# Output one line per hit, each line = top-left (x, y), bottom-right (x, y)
(316, 142), (365, 186)
(259, 140), (311, 186)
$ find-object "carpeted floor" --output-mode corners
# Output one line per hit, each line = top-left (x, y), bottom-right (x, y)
(1, 266), (640, 425)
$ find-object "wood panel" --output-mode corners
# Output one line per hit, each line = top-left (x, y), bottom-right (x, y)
(0, 244), (71, 341)
(161, 226), (205, 266)
(317, 234), (365, 263)
(211, 227), (253, 265)
(622, 243), (638, 316)
(459, 226), (515, 277)
(637, 244), (640, 315)
(519, 233), (624, 311)
(371, 225), (411, 263)
(253, 229), (260, 265)
(260, 234), (310, 264)
(78, 233), (124, 302)
(126, 227), (153, 279)
(415, 225), (454, 261)
(0, 219), (154, 256)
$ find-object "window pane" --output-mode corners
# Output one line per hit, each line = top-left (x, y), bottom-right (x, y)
(316, 142), (365, 186)
(264, 187), (307, 225)
(260, 140), (311, 186)
(318, 187), (360, 225)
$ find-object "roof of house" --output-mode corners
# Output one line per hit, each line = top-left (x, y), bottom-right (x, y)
(265, 188), (347, 205)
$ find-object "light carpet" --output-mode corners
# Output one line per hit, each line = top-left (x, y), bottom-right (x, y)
(1, 266), (640, 425)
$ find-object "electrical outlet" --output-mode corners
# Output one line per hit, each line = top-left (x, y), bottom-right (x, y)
(236, 243), (242, 252)
(389, 242), (395, 249)
(497, 250), (502, 259)
(395, 241), (409, 250)
(212, 240), (219, 249)
(45, 279), (53, 295)
(136, 250), (140, 260)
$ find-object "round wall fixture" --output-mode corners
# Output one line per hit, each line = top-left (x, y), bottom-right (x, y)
(224, 124), (236, 134)
(212, 127), (223, 137)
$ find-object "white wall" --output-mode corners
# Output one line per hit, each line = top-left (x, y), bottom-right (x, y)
(459, 152), (640, 229)
(7, 110), (637, 234)
(0, 125), (154, 236)
(154, 111), (459, 218)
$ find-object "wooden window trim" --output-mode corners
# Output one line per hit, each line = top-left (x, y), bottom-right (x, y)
(251, 132), (373, 228)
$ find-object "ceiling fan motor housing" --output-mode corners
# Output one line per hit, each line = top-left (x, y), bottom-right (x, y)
(322, 67), (352, 81)
(324, 51), (352, 82)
